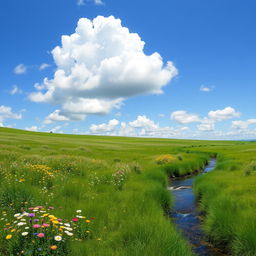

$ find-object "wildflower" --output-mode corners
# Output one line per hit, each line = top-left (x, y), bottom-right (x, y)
(54, 235), (62, 241)
(14, 213), (21, 218)
(86, 220), (91, 223)
(76, 210), (82, 213)
(17, 222), (26, 226)
(28, 213), (35, 217)
(64, 231), (73, 236)
(37, 233), (45, 238)
(50, 245), (57, 250)
(6, 234), (12, 239)
(43, 223), (50, 227)
(33, 224), (41, 228)
(72, 218), (79, 222)
(22, 232), (29, 236)
(52, 220), (59, 224)
(11, 229), (16, 232)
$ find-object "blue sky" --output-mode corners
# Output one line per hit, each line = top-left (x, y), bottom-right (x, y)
(0, 0), (256, 139)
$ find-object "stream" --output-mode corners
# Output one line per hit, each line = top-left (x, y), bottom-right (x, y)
(169, 159), (227, 256)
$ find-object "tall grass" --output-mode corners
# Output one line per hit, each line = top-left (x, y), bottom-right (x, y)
(194, 145), (256, 255)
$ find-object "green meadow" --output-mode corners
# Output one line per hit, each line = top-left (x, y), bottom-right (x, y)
(0, 127), (256, 255)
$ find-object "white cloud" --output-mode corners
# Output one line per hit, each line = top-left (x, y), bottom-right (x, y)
(9, 85), (22, 95)
(77, 0), (85, 5)
(170, 106), (241, 133)
(197, 118), (215, 131)
(89, 119), (119, 134)
(171, 110), (201, 124)
(158, 113), (165, 118)
(39, 63), (51, 70)
(29, 16), (177, 119)
(208, 107), (240, 121)
(44, 109), (85, 124)
(115, 112), (122, 117)
(25, 126), (39, 132)
(94, 0), (104, 5)
(0, 105), (22, 125)
(77, 0), (104, 5)
(200, 85), (214, 92)
(14, 64), (27, 74)
(34, 83), (46, 91)
(88, 115), (188, 138)
(129, 115), (158, 130)
(49, 126), (63, 133)
(118, 122), (136, 136)
(232, 119), (256, 130)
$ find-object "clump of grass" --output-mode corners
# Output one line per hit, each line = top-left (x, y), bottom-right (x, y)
(155, 154), (176, 165)
(130, 161), (142, 174)
(244, 160), (256, 176)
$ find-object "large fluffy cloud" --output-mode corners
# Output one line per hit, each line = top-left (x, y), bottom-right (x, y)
(29, 16), (177, 120)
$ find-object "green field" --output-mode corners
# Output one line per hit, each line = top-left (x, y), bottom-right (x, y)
(0, 127), (255, 256)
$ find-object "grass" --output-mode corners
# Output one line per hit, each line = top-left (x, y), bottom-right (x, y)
(193, 143), (256, 255)
(0, 127), (255, 255)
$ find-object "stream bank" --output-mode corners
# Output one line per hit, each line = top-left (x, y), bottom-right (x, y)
(169, 159), (228, 256)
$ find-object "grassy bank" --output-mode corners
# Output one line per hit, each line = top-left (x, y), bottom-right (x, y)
(193, 142), (256, 256)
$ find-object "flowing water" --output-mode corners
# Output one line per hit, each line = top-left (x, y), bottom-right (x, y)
(169, 159), (228, 256)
